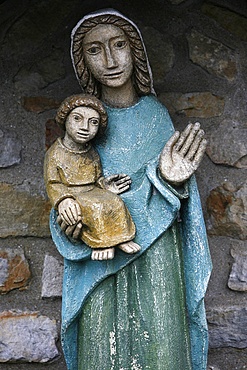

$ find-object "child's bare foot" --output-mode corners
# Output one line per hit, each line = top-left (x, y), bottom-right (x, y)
(118, 241), (141, 254)
(91, 247), (115, 261)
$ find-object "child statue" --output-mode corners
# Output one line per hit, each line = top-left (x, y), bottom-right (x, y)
(44, 94), (140, 261)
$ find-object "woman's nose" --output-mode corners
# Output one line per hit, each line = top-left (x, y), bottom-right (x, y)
(105, 45), (117, 69)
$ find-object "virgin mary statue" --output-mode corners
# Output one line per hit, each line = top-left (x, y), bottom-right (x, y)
(49, 9), (212, 370)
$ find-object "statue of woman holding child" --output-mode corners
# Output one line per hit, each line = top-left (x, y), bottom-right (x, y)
(44, 9), (212, 370)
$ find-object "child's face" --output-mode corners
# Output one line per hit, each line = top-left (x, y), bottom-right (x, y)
(65, 106), (100, 145)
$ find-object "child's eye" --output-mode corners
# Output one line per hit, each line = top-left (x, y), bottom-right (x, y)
(114, 40), (127, 49)
(89, 118), (99, 126)
(73, 115), (81, 121)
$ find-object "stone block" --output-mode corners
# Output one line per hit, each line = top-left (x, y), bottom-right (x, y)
(0, 247), (31, 294)
(45, 118), (64, 149)
(21, 96), (61, 114)
(14, 50), (65, 92)
(41, 255), (63, 298)
(142, 26), (174, 84)
(1, 1), (76, 57)
(0, 182), (51, 238)
(207, 306), (247, 349)
(167, 0), (186, 4)
(159, 92), (224, 118)
(0, 311), (59, 363)
(0, 129), (22, 168)
(228, 241), (247, 292)
(206, 119), (247, 168)
(187, 30), (237, 81)
(202, 3), (247, 41)
(36, 49), (66, 85)
(206, 181), (247, 240)
(14, 67), (47, 92)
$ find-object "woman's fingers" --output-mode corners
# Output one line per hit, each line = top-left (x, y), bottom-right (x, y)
(186, 129), (206, 160)
(61, 221), (80, 237)
(72, 221), (83, 239)
(175, 123), (193, 151)
(176, 122), (201, 156)
(193, 138), (207, 167)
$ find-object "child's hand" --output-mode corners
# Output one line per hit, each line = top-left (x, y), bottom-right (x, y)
(58, 198), (81, 225)
(104, 174), (131, 194)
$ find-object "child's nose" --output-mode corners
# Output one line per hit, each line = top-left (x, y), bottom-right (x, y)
(80, 119), (89, 130)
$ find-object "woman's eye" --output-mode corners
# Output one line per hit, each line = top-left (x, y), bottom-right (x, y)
(114, 40), (126, 49)
(87, 46), (101, 55)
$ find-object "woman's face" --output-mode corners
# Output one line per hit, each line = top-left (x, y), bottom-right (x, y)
(83, 24), (133, 88)
(65, 106), (100, 145)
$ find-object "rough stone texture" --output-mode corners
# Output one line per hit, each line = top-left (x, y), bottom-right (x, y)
(0, 247), (31, 294)
(36, 49), (66, 85)
(0, 129), (22, 168)
(21, 96), (61, 114)
(206, 181), (247, 240)
(202, 3), (247, 41)
(141, 26), (174, 84)
(14, 50), (65, 93)
(187, 30), (237, 81)
(206, 119), (247, 168)
(46, 118), (64, 150)
(13, 67), (48, 92)
(0, 311), (59, 363)
(228, 241), (247, 291)
(42, 255), (63, 299)
(159, 92), (224, 118)
(0, 183), (51, 238)
(207, 306), (247, 349)
(1, 0), (75, 56)
(168, 0), (186, 4)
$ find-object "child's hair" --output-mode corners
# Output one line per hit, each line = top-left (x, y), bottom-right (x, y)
(55, 94), (107, 135)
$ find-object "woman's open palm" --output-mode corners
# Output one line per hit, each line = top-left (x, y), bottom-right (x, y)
(159, 122), (207, 186)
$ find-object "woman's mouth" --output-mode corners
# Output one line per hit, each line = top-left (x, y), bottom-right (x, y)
(104, 71), (123, 78)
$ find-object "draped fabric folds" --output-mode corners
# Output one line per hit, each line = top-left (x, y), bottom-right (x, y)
(50, 95), (212, 370)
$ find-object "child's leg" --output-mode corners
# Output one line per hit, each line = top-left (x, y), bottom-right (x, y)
(91, 247), (115, 260)
(118, 241), (141, 254)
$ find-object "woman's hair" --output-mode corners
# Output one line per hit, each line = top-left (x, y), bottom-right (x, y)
(71, 14), (152, 98)
(55, 94), (107, 136)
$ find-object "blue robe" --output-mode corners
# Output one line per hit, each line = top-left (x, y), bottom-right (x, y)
(50, 95), (212, 370)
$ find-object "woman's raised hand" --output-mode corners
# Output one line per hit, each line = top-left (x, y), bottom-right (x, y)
(159, 122), (207, 186)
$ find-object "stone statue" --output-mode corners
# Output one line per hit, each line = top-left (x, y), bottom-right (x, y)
(46, 9), (212, 370)
(44, 94), (140, 261)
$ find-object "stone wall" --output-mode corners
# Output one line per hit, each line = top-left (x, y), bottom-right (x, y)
(0, 0), (246, 369)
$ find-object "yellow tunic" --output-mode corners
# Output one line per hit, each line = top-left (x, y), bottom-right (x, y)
(44, 138), (135, 248)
